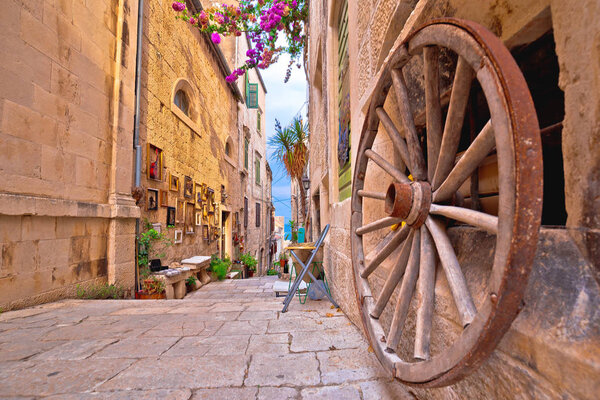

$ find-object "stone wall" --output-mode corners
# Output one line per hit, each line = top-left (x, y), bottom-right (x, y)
(138, 0), (241, 265)
(0, 0), (139, 310)
(307, 0), (600, 398)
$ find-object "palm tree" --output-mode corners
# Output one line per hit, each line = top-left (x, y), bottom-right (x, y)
(269, 116), (309, 225)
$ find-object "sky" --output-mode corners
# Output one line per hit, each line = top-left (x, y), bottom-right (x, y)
(261, 54), (308, 228)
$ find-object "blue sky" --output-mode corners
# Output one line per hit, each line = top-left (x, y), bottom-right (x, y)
(262, 54), (307, 226)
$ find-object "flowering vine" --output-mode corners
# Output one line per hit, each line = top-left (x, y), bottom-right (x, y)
(172, 1), (307, 83)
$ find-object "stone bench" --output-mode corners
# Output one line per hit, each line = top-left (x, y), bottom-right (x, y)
(152, 267), (194, 299)
(181, 256), (212, 287)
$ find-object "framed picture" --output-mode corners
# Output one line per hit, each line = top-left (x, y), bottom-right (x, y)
(203, 203), (208, 217)
(147, 189), (158, 211)
(176, 198), (184, 223)
(151, 223), (161, 233)
(147, 144), (163, 181)
(195, 211), (202, 226)
(185, 202), (195, 234)
(159, 190), (168, 207)
(202, 224), (209, 241)
(183, 176), (194, 199)
(174, 229), (183, 244)
(169, 173), (179, 192)
(166, 207), (176, 227)
(195, 183), (203, 207)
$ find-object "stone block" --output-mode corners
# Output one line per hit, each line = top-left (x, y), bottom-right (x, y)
(93, 336), (180, 359)
(0, 215), (23, 242)
(245, 353), (320, 387)
(317, 348), (387, 385)
(21, 216), (56, 241)
(20, 8), (60, 60)
(50, 62), (80, 105)
(0, 133), (42, 179)
(301, 385), (361, 400)
(38, 239), (69, 269)
(257, 387), (299, 400)
(191, 388), (258, 400)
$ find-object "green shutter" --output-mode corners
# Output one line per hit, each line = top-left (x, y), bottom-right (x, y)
(337, 1), (351, 201)
(244, 138), (249, 170)
(247, 83), (258, 109)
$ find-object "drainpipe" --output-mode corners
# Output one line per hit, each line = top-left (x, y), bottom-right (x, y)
(133, 0), (145, 292)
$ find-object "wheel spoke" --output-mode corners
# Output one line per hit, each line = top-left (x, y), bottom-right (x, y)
(362, 224), (410, 279)
(425, 217), (476, 327)
(376, 107), (412, 170)
(414, 226), (436, 360)
(423, 46), (443, 182)
(431, 57), (474, 190)
(433, 120), (495, 202)
(386, 229), (421, 351)
(356, 217), (402, 236)
(371, 230), (415, 319)
(365, 149), (410, 184)
(358, 190), (387, 200)
(391, 68), (427, 181)
(429, 204), (498, 234)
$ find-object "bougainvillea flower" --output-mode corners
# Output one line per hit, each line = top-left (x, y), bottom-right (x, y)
(211, 33), (221, 44)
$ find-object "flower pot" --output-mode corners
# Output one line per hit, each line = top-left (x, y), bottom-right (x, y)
(248, 270), (254, 277)
(136, 291), (166, 300)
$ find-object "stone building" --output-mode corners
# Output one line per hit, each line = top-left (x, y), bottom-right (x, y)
(0, 0), (273, 309)
(137, 0), (243, 266)
(306, 0), (599, 398)
(221, 27), (274, 275)
(0, 0), (140, 310)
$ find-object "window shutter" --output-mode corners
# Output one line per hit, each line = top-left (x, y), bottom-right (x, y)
(244, 138), (249, 170)
(256, 202), (261, 227)
(244, 197), (248, 227)
(255, 158), (261, 185)
(247, 83), (258, 109)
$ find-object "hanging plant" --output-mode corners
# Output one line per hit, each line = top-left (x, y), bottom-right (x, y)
(171, 0), (307, 83)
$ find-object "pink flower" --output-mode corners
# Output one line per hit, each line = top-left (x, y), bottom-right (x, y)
(211, 33), (221, 44)
(189, 17), (196, 25)
(225, 74), (237, 83)
(171, 2), (185, 12)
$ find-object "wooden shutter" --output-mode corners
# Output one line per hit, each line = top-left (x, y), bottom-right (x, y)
(244, 138), (249, 170)
(337, 1), (351, 201)
(247, 83), (258, 109)
(244, 197), (248, 227)
(255, 202), (261, 227)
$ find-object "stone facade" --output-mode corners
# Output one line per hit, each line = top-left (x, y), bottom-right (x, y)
(138, 0), (242, 266)
(307, 0), (599, 398)
(0, 0), (140, 310)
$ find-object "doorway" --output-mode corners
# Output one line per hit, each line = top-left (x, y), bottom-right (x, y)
(221, 210), (231, 259)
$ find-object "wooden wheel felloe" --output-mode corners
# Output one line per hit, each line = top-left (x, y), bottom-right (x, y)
(351, 19), (542, 387)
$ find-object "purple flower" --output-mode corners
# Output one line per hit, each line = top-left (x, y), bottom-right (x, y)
(189, 17), (196, 25)
(171, 2), (185, 12)
(225, 74), (237, 83)
(211, 33), (221, 44)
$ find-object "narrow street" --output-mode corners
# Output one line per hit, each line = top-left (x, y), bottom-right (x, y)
(0, 277), (412, 399)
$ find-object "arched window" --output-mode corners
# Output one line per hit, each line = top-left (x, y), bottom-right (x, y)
(174, 89), (190, 116)
(225, 141), (232, 157)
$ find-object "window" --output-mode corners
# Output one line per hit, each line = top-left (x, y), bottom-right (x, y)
(244, 138), (249, 170)
(225, 141), (231, 157)
(255, 202), (261, 227)
(257, 109), (262, 133)
(255, 153), (261, 185)
(244, 197), (248, 227)
(174, 89), (190, 116)
(247, 83), (259, 109)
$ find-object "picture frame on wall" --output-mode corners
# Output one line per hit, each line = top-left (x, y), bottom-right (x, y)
(202, 224), (209, 241)
(195, 183), (203, 207)
(151, 223), (161, 233)
(169, 173), (179, 192)
(174, 229), (183, 244)
(176, 198), (184, 223)
(147, 189), (159, 211)
(195, 211), (202, 226)
(183, 176), (194, 199)
(166, 207), (176, 227)
(185, 202), (195, 234)
(147, 144), (163, 181)
(159, 190), (168, 207)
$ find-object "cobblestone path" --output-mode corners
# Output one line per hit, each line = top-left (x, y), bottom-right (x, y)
(0, 276), (413, 399)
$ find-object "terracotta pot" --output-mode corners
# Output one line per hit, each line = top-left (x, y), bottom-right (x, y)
(136, 291), (166, 300)
(248, 270), (254, 277)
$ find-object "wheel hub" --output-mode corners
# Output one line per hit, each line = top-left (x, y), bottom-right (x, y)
(385, 181), (431, 228)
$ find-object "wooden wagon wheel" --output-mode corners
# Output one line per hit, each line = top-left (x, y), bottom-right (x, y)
(351, 19), (542, 387)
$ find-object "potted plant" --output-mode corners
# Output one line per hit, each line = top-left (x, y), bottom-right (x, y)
(240, 252), (258, 278)
(137, 221), (172, 296)
(185, 275), (198, 292)
(279, 252), (289, 273)
(209, 254), (231, 281)
(137, 276), (166, 300)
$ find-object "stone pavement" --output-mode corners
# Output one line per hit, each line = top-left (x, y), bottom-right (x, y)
(0, 276), (414, 399)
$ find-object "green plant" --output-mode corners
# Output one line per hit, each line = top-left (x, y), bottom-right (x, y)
(186, 275), (198, 286)
(210, 254), (231, 280)
(240, 252), (258, 272)
(266, 268), (279, 276)
(76, 283), (126, 300)
(137, 221), (172, 284)
(142, 276), (165, 295)
(279, 252), (289, 261)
